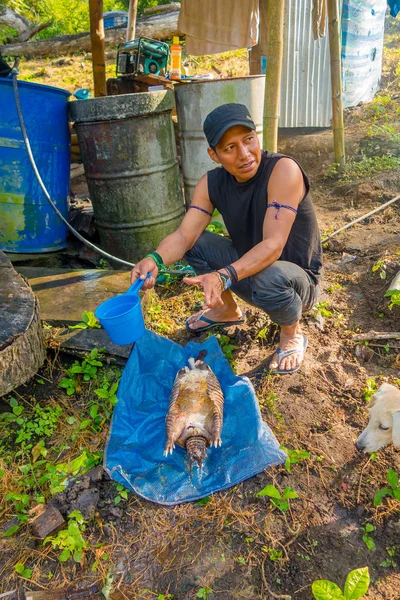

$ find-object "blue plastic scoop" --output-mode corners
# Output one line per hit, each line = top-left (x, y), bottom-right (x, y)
(95, 275), (149, 345)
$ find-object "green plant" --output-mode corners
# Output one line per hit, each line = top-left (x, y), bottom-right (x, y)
(363, 378), (377, 402)
(385, 288), (400, 310)
(380, 546), (398, 568)
(157, 594), (174, 600)
(2, 491), (30, 536)
(373, 469), (400, 506)
(313, 301), (333, 318)
(114, 483), (129, 505)
(206, 221), (225, 236)
(280, 446), (310, 473)
(58, 348), (104, 395)
(360, 523), (376, 551)
(263, 546), (283, 562)
(371, 259), (387, 280)
(14, 562), (32, 579)
(255, 484), (298, 513)
(326, 283), (343, 294)
(312, 567), (370, 600)
(196, 588), (213, 600)
(44, 510), (87, 563)
(68, 310), (101, 330)
(215, 334), (237, 366)
(259, 390), (283, 423)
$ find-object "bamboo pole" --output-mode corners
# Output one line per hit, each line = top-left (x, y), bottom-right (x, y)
(327, 0), (345, 166)
(127, 0), (139, 41)
(89, 0), (106, 97)
(262, 0), (284, 152)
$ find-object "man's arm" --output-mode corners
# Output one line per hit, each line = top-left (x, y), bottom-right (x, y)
(183, 158), (306, 309)
(130, 174), (214, 287)
(229, 158), (306, 280)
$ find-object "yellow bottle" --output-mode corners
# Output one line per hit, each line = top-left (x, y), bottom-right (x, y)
(170, 36), (182, 80)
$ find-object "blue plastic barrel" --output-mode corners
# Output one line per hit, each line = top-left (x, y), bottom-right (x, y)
(0, 78), (70, 253)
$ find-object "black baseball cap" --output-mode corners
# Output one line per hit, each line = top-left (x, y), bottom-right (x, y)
(203, 103), (256, 148)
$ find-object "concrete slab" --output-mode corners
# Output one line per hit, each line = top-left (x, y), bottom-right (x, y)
(16, 267), (132, 323)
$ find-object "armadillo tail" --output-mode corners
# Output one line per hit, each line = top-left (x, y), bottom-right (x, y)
(186, 435), (208, 468)
(188, 357), (196, 370)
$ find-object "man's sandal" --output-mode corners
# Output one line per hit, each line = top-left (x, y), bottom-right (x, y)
(270, 334), (308, 375)
(185, 309), (245, 333)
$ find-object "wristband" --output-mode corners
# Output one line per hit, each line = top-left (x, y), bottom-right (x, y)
(146, 252), (164, 269)
(216, 271), (232, 291)
(224, 264), (238, 285)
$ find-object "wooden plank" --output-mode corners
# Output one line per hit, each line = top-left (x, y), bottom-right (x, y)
(53, 327), (132, 361)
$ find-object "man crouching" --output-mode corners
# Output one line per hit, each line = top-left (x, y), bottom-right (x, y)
(131, 103), (322, 375)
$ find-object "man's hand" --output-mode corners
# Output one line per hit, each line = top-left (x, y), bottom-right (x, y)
(183, 273), (224, 309)
(130, 258), (158, 289)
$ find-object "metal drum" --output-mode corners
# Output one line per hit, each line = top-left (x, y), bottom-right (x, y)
(70, 90), (184, 263)
(0, 79), (70, 253)
(175, 76), (266, 206)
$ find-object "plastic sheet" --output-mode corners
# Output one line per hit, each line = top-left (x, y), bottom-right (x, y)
(105, 331), (286, 505)
(342, 0), (387, 108)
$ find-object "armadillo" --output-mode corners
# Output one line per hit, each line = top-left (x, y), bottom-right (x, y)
(164, 353), (224, 468)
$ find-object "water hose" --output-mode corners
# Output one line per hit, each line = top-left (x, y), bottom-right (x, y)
(11, 71), (194, 277)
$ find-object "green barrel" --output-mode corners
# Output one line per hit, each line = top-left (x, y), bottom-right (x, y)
(69, 90), (184, 262)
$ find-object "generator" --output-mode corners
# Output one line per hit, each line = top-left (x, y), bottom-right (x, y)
(116, 37), (169, 77)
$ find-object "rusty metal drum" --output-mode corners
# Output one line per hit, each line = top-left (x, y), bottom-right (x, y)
(70, 90), (184, 262)
(175, 76), (266, 207)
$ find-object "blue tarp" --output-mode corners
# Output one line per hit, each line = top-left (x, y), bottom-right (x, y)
(105, 331), (286, 506)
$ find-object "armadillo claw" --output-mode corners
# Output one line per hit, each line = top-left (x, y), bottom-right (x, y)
(164, 441), (175, 456)
(213, 438), (222, 448)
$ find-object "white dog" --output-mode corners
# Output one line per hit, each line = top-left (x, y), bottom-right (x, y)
(355, 383), (400, 453)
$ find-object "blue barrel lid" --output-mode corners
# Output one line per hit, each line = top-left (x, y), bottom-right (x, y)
(0, 77), (71, 98)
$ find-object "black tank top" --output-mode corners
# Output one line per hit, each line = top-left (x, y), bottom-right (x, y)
(207, 151), (322, 284)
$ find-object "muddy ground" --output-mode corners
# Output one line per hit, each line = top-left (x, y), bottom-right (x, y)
(1, 15), (400, 600)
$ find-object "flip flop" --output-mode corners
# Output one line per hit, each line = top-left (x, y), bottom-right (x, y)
(185, 309), (245, 333)
(270, 334), (308, 375)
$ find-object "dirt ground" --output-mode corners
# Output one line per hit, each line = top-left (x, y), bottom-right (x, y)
(1, 15), (400, 600)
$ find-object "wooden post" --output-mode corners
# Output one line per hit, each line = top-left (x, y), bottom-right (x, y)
(89, 0), (106, 97)
(127, 0), (139, 41)
(263, 0), (284, 152)
(249, 0), (268, 76)
(327, 0), (345, 166)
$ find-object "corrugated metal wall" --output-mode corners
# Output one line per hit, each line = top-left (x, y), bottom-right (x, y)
(279, 0), (386, 128)
(280, 0), (332, 128)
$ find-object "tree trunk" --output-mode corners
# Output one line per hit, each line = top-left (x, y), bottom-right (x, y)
(126, 0), (139, 41)
(263, 0), (285, 152)
(0, 4), (51, 42)
(0, 10), (181, 58)
(89, 0), (106, 97)
(0, 4), (30, 33)
(0, 252), (45, 397)
(327, 0), (345, 167)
